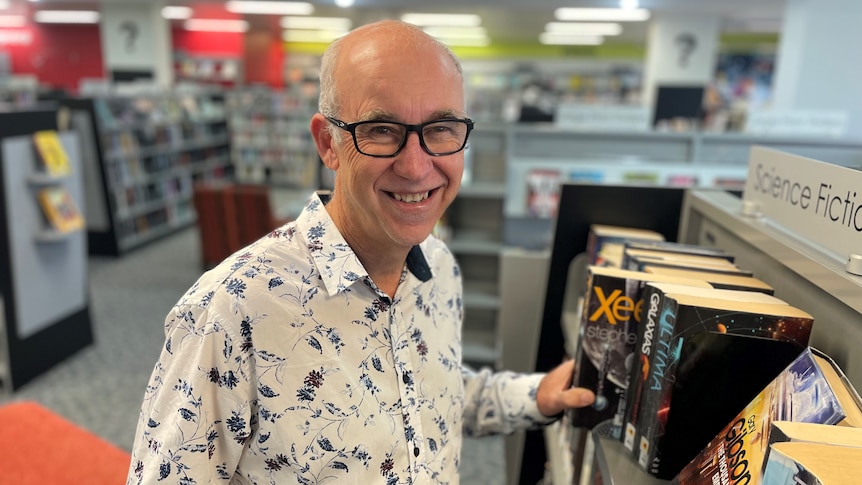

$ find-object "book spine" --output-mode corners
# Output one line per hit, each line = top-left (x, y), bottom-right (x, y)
(568, 272), (641, 430)
(635, 290), (678, 471)
(622, 283), (662, 452)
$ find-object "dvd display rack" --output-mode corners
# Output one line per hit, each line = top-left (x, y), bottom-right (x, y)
(225, 86), (320, 188)
(63, 90), (232, 256)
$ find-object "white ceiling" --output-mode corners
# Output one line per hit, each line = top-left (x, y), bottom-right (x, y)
(15, 0), (789, 44)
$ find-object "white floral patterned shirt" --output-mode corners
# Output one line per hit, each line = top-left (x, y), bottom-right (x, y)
(127, 192), (551, 485)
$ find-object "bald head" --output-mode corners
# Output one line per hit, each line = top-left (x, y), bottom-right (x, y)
(318, 19), (463, 120)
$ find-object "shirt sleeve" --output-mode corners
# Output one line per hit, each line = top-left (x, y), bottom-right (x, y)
(460, 365), (557, 437)
(127, 303), (254, 484)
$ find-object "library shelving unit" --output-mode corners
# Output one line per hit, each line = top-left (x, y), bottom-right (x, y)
(225, 86), (320, 188)
(521, 178), (862, 484)
(445, 122), (508, 367)
(63, 89), (232, 256)
(0, 106), (93, 393)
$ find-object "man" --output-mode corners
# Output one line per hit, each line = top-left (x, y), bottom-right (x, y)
(127, 20), (594, 484)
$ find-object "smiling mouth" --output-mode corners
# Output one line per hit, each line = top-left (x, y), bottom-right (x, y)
(390, 191), (431, 203)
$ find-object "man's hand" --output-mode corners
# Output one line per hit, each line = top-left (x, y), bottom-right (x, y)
(536, 359), (596, 417)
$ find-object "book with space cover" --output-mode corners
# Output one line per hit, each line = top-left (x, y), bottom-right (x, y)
(632, 285), (815, 479)
(32, 130), (71, 177)
(585, 224), (665, 267)
(622, 240), (736, 263)
(759, 441), (862, 485)
(37, 186), (84, 233)
(630, 254), (754, 276)
(672, 348), (862, 485)
(622, 283), (792, 455)
(622, 247), (741, 273)
(567, 267), (712, 432)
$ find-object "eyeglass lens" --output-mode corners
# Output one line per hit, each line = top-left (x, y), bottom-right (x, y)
(354, 120), (469, 156)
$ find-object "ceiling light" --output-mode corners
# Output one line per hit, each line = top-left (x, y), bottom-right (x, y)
(185, 18), (249, 32)
(34, 10), (100, 24)
(0, 15), (26, 27)
(161, 6), (192, 20)
(400, 13), (481, 27)
(0, 1), (9, 9)
(539, 33), (604, 45)
(226, 1), (313, 15)
(544, 22), (622, 36)
(280, 16), (351, 30)
(422, 26), (487, 39)
(554, 8), (650, 22)
(334, 0), (353, 6)
(619, 0), (639, 9)
(436, 37), (490, 47)
(282, 29), (345, 43)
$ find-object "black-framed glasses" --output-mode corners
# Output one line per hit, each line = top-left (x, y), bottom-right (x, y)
(326, 116), (474, 158)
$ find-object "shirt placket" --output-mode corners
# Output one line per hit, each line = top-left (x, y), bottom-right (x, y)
(387, 295), (428, 479)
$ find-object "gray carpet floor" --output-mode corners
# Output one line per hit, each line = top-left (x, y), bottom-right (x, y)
(0, 227), (505, 484)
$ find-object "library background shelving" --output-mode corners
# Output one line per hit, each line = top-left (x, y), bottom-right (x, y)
(62, 88), (233, 256)
(225, 85), (321, 188)
(0, 106), (93, 394)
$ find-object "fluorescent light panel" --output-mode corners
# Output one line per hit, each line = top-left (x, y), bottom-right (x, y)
(437, 37), (490, 47)
(539, 32), (604, 45)
(334, 0), (353, 7)
(422, 26), (487, 39)
(0, 14), (26, 27)
(400, 13), (481, 27)
(282, 29), (345, 43)
(544, 22), (622, 36)
(0, 1), (9, 10)
(226, 1), (313, 15)
(185, 18), (249, 32)
(34, 10), (100, 24)
(161, 6), (192, 20)
(280, 16), (351, 30)
(555, 8), (650, 21)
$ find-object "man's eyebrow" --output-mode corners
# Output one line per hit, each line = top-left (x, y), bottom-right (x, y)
(357, 109), (464, 123)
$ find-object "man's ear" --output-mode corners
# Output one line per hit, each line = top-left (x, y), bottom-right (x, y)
(310, 113), (340, 171)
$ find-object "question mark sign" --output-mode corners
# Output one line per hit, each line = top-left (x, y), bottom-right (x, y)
(119, 20), (139, 53)
(675, 32), (697, 68)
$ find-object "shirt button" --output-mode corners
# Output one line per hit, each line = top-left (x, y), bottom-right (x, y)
(414, 446), (420, 457)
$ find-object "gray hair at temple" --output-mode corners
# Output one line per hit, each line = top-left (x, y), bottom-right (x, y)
(317, 20), (464, 142)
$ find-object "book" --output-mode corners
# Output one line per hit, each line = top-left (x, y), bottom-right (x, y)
(760, 441), (862, 485)
(673, 348), (862, 485)
(622, 283), (792, 455)
(631, 255), (754, 276)
(643, 266), (774, 294)
(632, 285), (815, 479)
(622, 248), (741, 273)
(623, 240), (736, 263)
(37, 186), (85, 233)
(585, 224), (665, 267)
(568, 267), (712, 432)
(32, 130), (71, 177)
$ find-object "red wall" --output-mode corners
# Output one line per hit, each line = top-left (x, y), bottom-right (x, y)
(2, 24), (104, 93)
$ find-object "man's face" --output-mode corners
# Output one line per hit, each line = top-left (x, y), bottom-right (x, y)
(325, 38), (466, 253)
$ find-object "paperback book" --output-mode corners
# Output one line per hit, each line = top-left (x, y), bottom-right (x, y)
(631, 285), (815, 479)
(585, 224), (665, 267)
(568, 267), (711, 432)
(760, 441), (862, 485)
(38, 186), (85, 233)
(672, 348), (862, 485)
(32, 130), (71, 177)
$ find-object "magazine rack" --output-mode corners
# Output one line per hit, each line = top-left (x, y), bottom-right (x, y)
(0, 107), (93, 393)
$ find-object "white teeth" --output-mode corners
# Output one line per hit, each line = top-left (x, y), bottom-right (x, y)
(392, 192), (430, 203)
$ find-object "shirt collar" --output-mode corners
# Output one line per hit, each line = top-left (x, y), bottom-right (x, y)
(297, 192), (433, 296)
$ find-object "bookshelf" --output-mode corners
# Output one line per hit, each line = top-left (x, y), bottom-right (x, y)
(445, 122), (508, 367)
(225, 85), (320, 188)
(0, 107), (93, 393)
(63, 90), (232, 256)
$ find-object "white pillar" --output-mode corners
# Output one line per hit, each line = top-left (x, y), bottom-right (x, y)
(771, 0), (862, 137)
(98, 1), (173, 86)
(641, 13), (721, 110)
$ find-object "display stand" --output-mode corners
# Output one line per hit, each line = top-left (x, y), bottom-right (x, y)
(62, 91), (232, 256)
(0, 107), (93, 393)
(530, 148), (862, 483)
